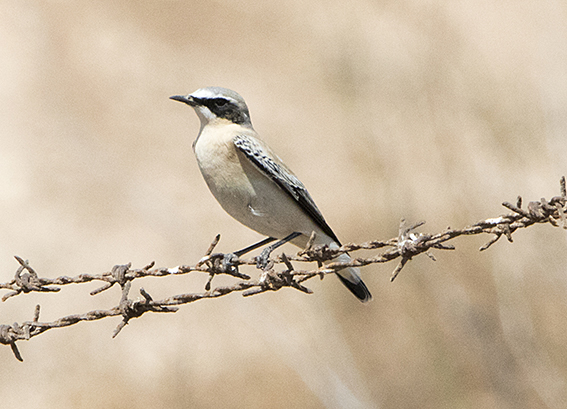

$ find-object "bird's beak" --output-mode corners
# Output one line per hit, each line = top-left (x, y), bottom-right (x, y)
(170, 95), (196, 106)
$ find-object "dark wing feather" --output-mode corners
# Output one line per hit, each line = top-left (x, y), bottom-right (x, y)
(233, 135), (341, 244)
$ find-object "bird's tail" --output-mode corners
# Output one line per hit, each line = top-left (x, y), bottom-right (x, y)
(331, 253), (372, 303)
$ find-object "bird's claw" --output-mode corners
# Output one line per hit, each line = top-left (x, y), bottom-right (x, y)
(255, 248), (274, 271)
(222, 253), (240, 274)
(203, 252), (240, 275)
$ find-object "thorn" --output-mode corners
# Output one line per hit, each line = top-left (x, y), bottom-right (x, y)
(304, 231), (317, 251)
(502, 202), (530, 217)
(205, 274), (214, 291)
(480, 233), (501, 251)
(281, 253), (294, 271)
(390, 258), (409, 282)
(139, 287), (153, 302)
(10, 342), (23, 362)
(425, 252), (436, 261)
(33, 305), (40, 322)
(112, 321), (127, 338)
(205, 234), (221, 256)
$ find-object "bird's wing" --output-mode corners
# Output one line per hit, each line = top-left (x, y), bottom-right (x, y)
(233, 134), (341, 244)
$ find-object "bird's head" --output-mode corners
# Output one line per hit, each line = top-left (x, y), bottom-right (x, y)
(170, 87), (252, 128)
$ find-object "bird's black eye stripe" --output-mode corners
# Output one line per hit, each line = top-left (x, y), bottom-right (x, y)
(201, 98), (231, 111)
(214, 98), (228, 106)
(197, 96), (250, 124)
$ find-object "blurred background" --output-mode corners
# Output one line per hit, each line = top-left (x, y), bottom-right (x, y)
(1, 1), (566, 408)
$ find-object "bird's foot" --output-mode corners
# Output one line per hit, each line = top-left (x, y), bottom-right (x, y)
(221, 252), (240, 273)
(255, 247), (274, 271)
(200, 252), (248, 278)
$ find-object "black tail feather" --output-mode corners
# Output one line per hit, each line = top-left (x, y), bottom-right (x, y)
(336, 273), (372, 303)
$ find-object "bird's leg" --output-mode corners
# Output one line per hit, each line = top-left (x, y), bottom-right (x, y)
(220, 237), (277, 272)
(233, 237), (277, 257)
(256, 232), (302, 270)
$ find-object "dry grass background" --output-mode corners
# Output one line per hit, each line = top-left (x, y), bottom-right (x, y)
(1, 1), (566, 408)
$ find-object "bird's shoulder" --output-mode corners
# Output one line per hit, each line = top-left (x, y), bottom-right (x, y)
(233, 134), (304, 190)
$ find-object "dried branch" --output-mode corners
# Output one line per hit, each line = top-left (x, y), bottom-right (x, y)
(0, 177), (565, 361)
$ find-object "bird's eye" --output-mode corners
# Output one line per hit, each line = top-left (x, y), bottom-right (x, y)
(214, 98), (228, 107)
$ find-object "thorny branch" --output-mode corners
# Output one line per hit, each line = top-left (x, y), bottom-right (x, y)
(1, 178), (566, 361)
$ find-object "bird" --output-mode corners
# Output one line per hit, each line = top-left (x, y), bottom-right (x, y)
(170, 87), (372, 302)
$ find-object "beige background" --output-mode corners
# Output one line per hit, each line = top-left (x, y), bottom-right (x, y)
(1, 1), (567, 408)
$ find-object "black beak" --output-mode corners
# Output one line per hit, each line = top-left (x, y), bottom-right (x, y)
(170, 95), (196, 106)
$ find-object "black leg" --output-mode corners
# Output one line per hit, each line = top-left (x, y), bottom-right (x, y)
(233, 237), (277, 257)
(219, 237), (277, 273)
(257, 232), (302, 270)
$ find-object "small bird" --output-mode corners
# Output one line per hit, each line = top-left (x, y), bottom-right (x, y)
(170, 87), (371, 302)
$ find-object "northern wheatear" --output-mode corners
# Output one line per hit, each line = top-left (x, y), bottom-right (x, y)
(170, 87), (371, 302)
